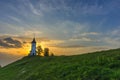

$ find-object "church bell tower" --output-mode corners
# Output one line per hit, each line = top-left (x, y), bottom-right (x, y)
(29, 37), (36, 56)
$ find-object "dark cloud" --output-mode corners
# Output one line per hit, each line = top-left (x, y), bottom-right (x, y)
(0, 37), (22, 48)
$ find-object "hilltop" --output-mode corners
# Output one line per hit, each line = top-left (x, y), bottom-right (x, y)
(0, 49), (120, 80)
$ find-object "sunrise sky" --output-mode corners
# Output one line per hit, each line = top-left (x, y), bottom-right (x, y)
(0, 0), (120, 66)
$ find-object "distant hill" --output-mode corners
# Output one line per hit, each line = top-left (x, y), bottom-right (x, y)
(0, 49), (120, 80)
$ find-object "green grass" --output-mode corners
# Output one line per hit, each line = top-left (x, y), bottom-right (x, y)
(0, 49), (120, 80)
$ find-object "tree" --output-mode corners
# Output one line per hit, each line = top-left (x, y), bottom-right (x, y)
(50, 52), (54, 56)
(44, 48), (49, 56)
(37, 46), (43, 56)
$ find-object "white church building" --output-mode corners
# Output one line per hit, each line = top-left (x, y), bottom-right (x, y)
(29, 37), (37, 56)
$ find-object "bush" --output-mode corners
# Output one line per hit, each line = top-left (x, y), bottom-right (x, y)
(44, 48), (49, 56)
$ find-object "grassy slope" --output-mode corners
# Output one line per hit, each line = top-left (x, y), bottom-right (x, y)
(0, 49), (120, 80)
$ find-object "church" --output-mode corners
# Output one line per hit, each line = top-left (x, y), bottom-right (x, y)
(29, 37), (37, 56)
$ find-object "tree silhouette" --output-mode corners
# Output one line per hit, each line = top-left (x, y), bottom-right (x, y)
(37, 46), (43, 56)
(44, 48), (49, 56)
(50, 52), (54, 56)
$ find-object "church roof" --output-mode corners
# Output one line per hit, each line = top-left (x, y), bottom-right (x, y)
(32, 38), (36, 43)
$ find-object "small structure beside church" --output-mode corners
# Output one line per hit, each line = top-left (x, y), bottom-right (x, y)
(29, 37), (37, 56)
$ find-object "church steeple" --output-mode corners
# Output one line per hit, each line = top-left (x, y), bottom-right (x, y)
(32, 38), (36, 43)
(31, 33), (36, 43)
(29, 35), (37, 56)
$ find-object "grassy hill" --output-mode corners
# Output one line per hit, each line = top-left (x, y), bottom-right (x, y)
(0, 49), (120, 80)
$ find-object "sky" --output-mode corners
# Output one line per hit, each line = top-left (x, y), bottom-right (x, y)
(0, 0), (120, 66)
